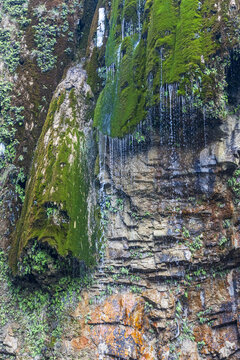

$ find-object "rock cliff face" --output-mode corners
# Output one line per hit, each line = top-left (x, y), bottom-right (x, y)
(0, 0), (240, 359)
(64, 119), (240, 359)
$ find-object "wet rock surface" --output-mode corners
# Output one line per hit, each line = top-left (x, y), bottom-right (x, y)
(52, 113), (240, 359)
(2, 105), (240, 359)
(0, 0), (240, 359)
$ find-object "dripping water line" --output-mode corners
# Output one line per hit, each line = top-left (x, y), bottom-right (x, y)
(203, 107), (207, 147)
(138, 0), (141, 42)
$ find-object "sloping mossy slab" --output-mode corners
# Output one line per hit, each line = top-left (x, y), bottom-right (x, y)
(10, 68), (98, 274)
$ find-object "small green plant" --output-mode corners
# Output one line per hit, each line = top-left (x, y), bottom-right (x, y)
(46, 207), (55, 217)
(84, 313), (92, 324)
(193, 268), (207, 278)
(223, 219), (231, 229)
(130, 249), (143, 259)
(116, 198), (124, 210)
(112, 274), (119, 281)
(186, 234), (203, 252)
(130, 212), (141, 220)
(217, 202), (225, 208)
(184, 273), (193, 286)
(219, 236), (228, 247)
(130, 275), (140, 282)
(120, 267), (129, 276)
(228, 168), (240, 196)
(197, 307), (213, 325)
(64, 47), (72, 55)
(106, 284), (114, 295)
(143, 211), (151, 217)
(182, 227), (190, 238)
(197, 340), (206, 351)
(181, 320), (195, 342)
(175, 301), (182, 318)
(134, 131), (145, 143)
(130, 285), (142, 294)
(144, 301), (153, 312)
(13, 168), (26, 202)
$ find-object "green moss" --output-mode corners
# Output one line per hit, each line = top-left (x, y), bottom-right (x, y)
(105, 0), (122, 67)
(94, 0), (146, 137)
(69, 88), (77, 120)
(10, 90), (96, 273)
(124, 0), (138, 24)
(86, 47), (104, 95)
(94, 154), (100, 176)
(57, 91), (66, 110)
(93, 0), (234, 137)
(146, 0), (209, 85)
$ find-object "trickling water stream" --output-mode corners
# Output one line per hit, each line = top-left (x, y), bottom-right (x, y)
(97, 8), (105, 47)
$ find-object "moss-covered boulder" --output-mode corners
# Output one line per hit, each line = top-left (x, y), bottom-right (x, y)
(10, 65), (100, 276)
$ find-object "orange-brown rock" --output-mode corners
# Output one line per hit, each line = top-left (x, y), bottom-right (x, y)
(69, 293), (157, 359)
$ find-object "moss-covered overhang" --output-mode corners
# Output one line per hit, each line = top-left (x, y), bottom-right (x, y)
(93, 0), (239, 137)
